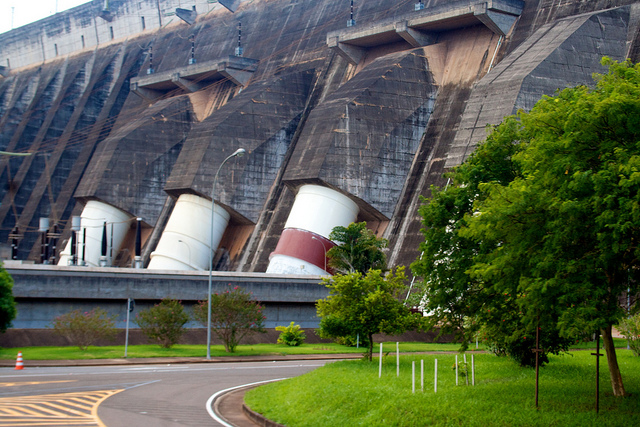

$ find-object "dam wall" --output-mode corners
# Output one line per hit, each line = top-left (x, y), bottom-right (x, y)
(1, 0), (640, 333)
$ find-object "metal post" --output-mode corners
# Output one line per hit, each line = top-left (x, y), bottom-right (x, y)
(125, 298), (131, 358)
(207, 148), (246, 360)
(592, 333), (602, 413)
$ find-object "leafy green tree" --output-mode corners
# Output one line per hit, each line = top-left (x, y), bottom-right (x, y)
(0, 265), (16, 333)
(193, 286), (266, 352)
(134, 298), (189, 348)
(317, 267), (417, 361)
(617, 313), (640, 357)
(327, 222), (388, 274)
(414, 59), (640, 397)
(410, 116), (572, 366)
(51, 308), (117, 350)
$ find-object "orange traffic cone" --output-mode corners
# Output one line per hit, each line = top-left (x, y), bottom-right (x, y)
(15, 351), (24, 370)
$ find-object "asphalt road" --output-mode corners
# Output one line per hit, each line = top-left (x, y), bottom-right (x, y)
(0, 360), (331, 426)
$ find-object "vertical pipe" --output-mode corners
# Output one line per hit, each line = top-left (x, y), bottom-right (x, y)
(379, 343), (383, 378)
(70, 230), (77, 265)
(135, 218), (142, 257)
(82, 228), (86, 265)
(396, 342), (400, 377)
(456, 354), (459, 386)
(421, 359), (424, 392)
(472, 354), (475, 386)
(434, 359), (438, 393)
(124, 298), (130, 358)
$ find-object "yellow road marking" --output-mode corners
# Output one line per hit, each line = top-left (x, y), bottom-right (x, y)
(0, 381), (75, 388)
(0, 389), (124, 426)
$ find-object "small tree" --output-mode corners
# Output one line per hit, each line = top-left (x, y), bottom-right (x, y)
(617, 313), (640, 357)
(51, 308), (117, 351)
(193, 286), (266, 352)
(0, 264), (16, 333)
(134, 298), (188, 348)
(327, 222), (388, 275)
(276, 322), (306, 346)
(317, 267), (417, 361)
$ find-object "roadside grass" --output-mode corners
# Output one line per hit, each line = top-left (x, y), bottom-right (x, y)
(0, 341), (462, 360)
(244, 349), (640, 427)
(0, 338), (627, 360)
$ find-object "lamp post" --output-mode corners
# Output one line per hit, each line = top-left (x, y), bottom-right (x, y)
(207, 148), (246, 360)
(311, 236), (327, 273)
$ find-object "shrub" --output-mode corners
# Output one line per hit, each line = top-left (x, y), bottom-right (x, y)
(617, 313), (640, 356)
(276, 322), (306, 346)
(134, 298), (188, 348)
(193, 285), (266, 352)
(51, 308), (117, 350)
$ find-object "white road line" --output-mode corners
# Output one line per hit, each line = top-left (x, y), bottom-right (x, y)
(206, 378), (287, 427)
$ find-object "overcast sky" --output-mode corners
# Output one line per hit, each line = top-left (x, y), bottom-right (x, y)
(0, 0), (90, 35)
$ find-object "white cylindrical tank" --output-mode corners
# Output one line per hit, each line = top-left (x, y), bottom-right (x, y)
(148, 193), (231, 271)
(64, 201), (133, 267)
(266, 185), (359, 275)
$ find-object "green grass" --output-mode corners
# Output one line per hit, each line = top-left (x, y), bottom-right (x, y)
(245, 350), (640, 426)
(0, 338), (627, 360)
(0, 341), (469, 360)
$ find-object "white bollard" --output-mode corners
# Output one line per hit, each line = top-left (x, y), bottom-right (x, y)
(456, 354), (459, 386)
(396, 342), (400, 377)
(412, 361), (415, 393)
(472, 354), (475, 386)
(379, 343), (383, 378)
(464, 353), (469, 385)
(421, 359), (424, 392)
(434, 359), (438, 393)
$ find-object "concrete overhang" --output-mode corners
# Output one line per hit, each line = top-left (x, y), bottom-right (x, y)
(327, 0), (524, 64)
(130, 55), (259, 102)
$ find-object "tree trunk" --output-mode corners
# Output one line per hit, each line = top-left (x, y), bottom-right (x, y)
(367, 333), (374, 362)
(601, 325), (627, 397)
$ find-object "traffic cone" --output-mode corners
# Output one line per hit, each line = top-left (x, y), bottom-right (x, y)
(15, 351), (24, 370)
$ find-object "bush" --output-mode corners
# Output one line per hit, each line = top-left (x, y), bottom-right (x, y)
(51, 308), (117, 351)
(276, 322), (306, 346)
(617, 313), (640, 356)
(193, 285), (266, 352)
(134, 298), (188, 348)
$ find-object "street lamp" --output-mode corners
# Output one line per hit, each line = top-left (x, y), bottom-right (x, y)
(311, 236), (327, 273)
(207, 148), (246, 360)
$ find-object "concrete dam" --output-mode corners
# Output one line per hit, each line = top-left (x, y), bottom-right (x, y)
(1, 0), (639, 334)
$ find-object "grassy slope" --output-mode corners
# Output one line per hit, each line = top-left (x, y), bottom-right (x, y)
(245, 350), (640, 426)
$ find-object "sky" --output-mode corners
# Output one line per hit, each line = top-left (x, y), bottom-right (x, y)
(0, 0), (90, 34)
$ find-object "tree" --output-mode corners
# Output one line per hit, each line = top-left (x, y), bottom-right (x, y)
(51, 308), (117, 350)
(327, 222), (388, 274)
(0, 265), (16, 333)
(413, 59), (640, 397)
(411, 117), (572, 366)
(193, 286), (266, 352)
(134, 298), (189, 348)
(317, 267), (417, 361)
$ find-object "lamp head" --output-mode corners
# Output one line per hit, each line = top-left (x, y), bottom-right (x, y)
(232, 148), (246, 157)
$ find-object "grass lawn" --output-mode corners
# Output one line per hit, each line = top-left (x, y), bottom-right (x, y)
(0, 342), (469, 360)
(245, 349), (640, 426)
(0, 338), (627, 360)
